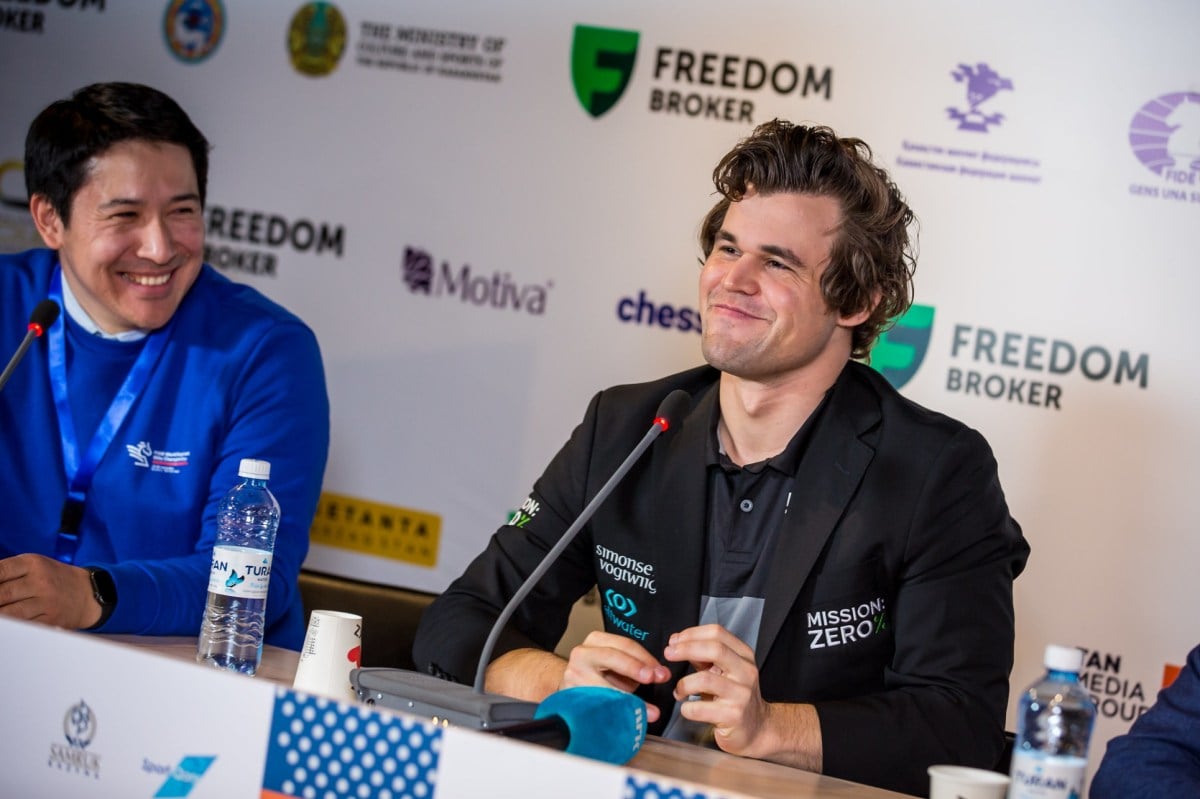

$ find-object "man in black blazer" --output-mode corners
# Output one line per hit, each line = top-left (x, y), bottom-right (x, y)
(414, 120), (1029, 796)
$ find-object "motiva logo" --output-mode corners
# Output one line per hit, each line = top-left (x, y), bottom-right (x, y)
(868, 304), (934, 389)
(402, 246), (552, 314)
(946, 63), (1013, 133)
(572, 24), (639, 118)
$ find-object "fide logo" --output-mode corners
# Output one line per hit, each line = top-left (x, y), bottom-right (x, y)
(868, 304), (934, 389)
(571, 24), (639, 118)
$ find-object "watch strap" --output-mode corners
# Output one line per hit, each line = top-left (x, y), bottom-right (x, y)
(85, 566), (117, 629)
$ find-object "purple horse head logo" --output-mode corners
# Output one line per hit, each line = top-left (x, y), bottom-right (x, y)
(947, 63), (1014, 133)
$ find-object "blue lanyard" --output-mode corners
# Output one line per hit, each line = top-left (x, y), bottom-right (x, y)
(47, 265), (175, 563)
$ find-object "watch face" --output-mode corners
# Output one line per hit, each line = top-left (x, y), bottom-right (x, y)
(89, 568), (116, 606)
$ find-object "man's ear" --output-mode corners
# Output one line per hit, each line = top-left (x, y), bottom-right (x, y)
(837, 289), (881, 328)
(29, 194), (66, 250)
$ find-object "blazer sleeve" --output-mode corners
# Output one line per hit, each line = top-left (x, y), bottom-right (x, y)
(1091, 644), (1200, 798)
(815, 426), (1029, 796)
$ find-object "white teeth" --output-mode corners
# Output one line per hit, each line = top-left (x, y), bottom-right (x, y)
(125, 273), (170, 287)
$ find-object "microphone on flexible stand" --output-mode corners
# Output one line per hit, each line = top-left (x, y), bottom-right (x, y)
(352, 389), (692, 753)
(488, 686), (647, 764)
(0, 299), (60, 393)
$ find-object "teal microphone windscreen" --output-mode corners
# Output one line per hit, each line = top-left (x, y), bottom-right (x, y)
(533, 686), (647, 765)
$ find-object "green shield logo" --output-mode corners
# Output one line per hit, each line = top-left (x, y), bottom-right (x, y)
(869, 304), (935, 389)
(571, 24), (639, 118)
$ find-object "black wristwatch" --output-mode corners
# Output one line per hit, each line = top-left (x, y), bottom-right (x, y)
(85, 567), (117, 629)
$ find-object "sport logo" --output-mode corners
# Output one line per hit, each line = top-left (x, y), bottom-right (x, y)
(869, 304), (934, 389)
(571, 24), (639, 118)
(153, 755), (217, 798)
(1128, 91), (1200, 179)
(947, 63), (1013, 133)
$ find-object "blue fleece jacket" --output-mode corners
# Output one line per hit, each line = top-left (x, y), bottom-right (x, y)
(1, 248), (329, 648)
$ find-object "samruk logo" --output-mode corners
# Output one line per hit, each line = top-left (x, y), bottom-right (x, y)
(869, 304), (934, 389)
(571, 24), (639, 118)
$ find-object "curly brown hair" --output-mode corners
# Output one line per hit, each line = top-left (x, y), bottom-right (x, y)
(699, 120), (916, 360)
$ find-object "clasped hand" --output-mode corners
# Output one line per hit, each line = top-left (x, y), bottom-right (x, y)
(559, 623), (773, 757)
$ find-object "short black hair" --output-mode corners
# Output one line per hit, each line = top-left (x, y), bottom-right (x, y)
(24, 82), (210, 226)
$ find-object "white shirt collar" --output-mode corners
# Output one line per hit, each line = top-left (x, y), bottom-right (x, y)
(60, 272), (148, 343)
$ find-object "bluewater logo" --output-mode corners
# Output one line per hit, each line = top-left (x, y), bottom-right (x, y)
(946, 63), (1013, 132)
(1127, 91), (1200, 207)
(571, 24), (640, 118)
(868, 304), (934, 389)
(402, 245), (552, 315)
(149, 755), (217, 798)
(163, 0), (225, 63)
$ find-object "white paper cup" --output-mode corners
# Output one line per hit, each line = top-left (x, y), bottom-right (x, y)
(292, 610), (363, 702)
(928, 765), (1010, 799)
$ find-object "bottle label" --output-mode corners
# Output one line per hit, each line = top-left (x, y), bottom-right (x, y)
(207, 545), (273, 599)
(1009, 751), (1087, 799)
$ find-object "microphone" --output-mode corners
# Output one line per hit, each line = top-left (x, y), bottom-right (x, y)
(352, 389), (693, 731)
(488, 686), (647, 765)
(0, 299), (60, 393)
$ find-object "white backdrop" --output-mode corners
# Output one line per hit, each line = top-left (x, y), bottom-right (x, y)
(2, 0), (1198, 772)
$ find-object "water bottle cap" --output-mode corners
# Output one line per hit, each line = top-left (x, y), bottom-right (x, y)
(1044, 644), (1083, 673)
(238, 458), (271, 480)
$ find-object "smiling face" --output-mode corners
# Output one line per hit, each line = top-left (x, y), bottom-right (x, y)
(699, 190), (868, 385)
(30, 139), (204, 333)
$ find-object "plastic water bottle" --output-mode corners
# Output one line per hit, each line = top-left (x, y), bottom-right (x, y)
(1008, 644), (1097, 799)
(196, 459), (280, 675)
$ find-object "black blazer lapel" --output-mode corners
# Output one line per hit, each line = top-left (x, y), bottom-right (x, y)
(755, 370), (880, 665)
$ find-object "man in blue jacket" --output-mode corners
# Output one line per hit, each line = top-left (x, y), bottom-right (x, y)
(414, 119), (1029, 795)
(0, 82), (329, 649)
(1091, 643), (1200, 797)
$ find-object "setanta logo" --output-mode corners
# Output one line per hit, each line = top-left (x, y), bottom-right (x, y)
(163, 0), (225, 63)
(571, 24), (639, 118)
(869, 304), (934, 390)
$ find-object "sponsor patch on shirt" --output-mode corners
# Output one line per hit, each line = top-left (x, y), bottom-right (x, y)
(806, 596), (889, 650)
(125, 440), (191, 474)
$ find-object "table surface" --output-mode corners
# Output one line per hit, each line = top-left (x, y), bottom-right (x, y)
(103, 635), (917, 799)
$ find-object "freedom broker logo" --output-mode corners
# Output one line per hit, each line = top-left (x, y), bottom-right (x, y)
(402, 246), (552, 315)
(570, 23), (832, 124)
(868, 304), (934, 390)
(572, 25), (639, 118)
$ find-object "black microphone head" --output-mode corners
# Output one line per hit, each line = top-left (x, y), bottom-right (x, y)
(28, 299), (60, 333)
(653, 389), (692, 432)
